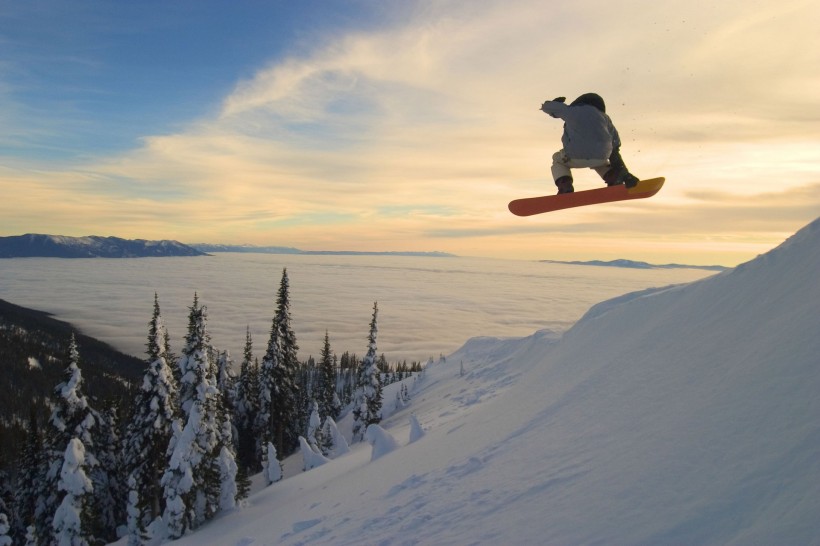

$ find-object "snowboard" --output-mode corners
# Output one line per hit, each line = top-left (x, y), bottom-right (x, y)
(508, 177), (665, 217)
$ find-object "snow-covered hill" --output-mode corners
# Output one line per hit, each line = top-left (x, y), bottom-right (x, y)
(170, 217), (820, 545)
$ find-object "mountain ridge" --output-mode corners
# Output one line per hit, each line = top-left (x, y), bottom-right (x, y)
(540, 258), (728, 271)
(0, 234), (207, 258)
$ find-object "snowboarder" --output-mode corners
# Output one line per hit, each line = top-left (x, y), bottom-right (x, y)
(540, 93), (639, 194)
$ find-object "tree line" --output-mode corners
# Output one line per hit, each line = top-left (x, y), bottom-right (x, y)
(0, 268), (422, 545)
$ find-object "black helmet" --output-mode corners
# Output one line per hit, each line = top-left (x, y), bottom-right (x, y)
(570, 93), (606, 113)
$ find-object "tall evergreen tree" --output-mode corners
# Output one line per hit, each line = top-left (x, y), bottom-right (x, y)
(148, 292), (175, 382)
(161, 296), (236, 539)
(317, 331), (340, 421)
(255, 317), (279, 460)
(256, 269), (300, 459)
(275, 268), (300, 454)
(177, 293), (206, 415)
(234, 328), (260, 472)
(123, 295), (179, 538)
(34, 335), (100, 544)
(352, 302), (383, 442)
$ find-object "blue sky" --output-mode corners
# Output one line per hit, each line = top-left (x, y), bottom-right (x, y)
(2, 1), (392, 158)
(2, 0), (820, 265)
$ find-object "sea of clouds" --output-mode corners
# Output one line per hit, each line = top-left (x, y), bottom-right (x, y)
(0, 254), (713, 364)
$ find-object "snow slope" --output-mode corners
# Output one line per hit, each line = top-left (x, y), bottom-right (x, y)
(170, 217), (820, 545)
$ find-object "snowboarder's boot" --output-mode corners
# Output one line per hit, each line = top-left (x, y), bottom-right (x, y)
(555, 176), (574, 194)
(623, 172), (639, 189)
(603, 169), (622, 186)
(604, 148), (640, 188)
(603, 167), (639, 189)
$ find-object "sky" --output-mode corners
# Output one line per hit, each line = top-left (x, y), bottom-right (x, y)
(1, 0), (819, 266)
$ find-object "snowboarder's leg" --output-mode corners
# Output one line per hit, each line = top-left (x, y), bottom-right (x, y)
(551, 151), (574, 194)
(551, 150), (572, 180)
(600, 148), (639, 188)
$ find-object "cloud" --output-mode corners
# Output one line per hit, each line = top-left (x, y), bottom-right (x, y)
(2, 0), (820, 263)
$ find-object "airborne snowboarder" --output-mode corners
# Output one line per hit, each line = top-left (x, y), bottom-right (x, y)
(540, 93), (639, 194)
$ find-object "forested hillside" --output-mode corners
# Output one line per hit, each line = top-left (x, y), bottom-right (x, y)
(0, 298), (143, 471)
(0, 268), (422, 545)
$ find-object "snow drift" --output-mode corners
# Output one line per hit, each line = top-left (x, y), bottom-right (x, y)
(170, 217), (820, 545)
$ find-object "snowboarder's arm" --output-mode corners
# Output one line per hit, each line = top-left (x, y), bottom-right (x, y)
(541, 97), (568, 119)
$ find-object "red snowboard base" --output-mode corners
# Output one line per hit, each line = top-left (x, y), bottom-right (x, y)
(508, 177), (665, 217)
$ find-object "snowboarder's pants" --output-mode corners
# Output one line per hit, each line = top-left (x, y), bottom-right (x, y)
(551, 150), (609, 181)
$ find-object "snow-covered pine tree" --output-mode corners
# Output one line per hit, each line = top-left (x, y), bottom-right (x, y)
(214, 368), (241, 509)
(148, 293), (176, 380)
(317, 331), (340, 421)
(177, 293), (207, 415)
(34, 335), (100, 543)
(364, 424), (398, 461)
(212, 348), (240, 506)
(306, 401), (321, 451)
(254, 321), (278, 463)
(52, 438), (93, 546)
(262, 442), (282, 486)
(318, 416), (350, 459)
(123, 295), (179, 536)
(408, 414), (425, 443)
(295, 360), (314, 452)
(161, 404), (200, 539)
(298, 436), (330, 471)
(161, 296), (237, 538)
(234, 328), (260, 473)
(256, 269), (300, 459)
(149, 293), (172, 355)
(216, 445), (238, 511)
(352, 302), (384, 442)
(275, 268), (300, 455)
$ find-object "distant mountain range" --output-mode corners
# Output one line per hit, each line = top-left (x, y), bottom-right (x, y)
(0, 234), (207, 258)
(0, 234), (457, 259)
(540, 258), (729, 272)
(0, 234), (724, 268)
(191, 243), (457, 258)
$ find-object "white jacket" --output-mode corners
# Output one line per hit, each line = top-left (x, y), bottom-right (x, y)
(541, 101), (621, 160)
